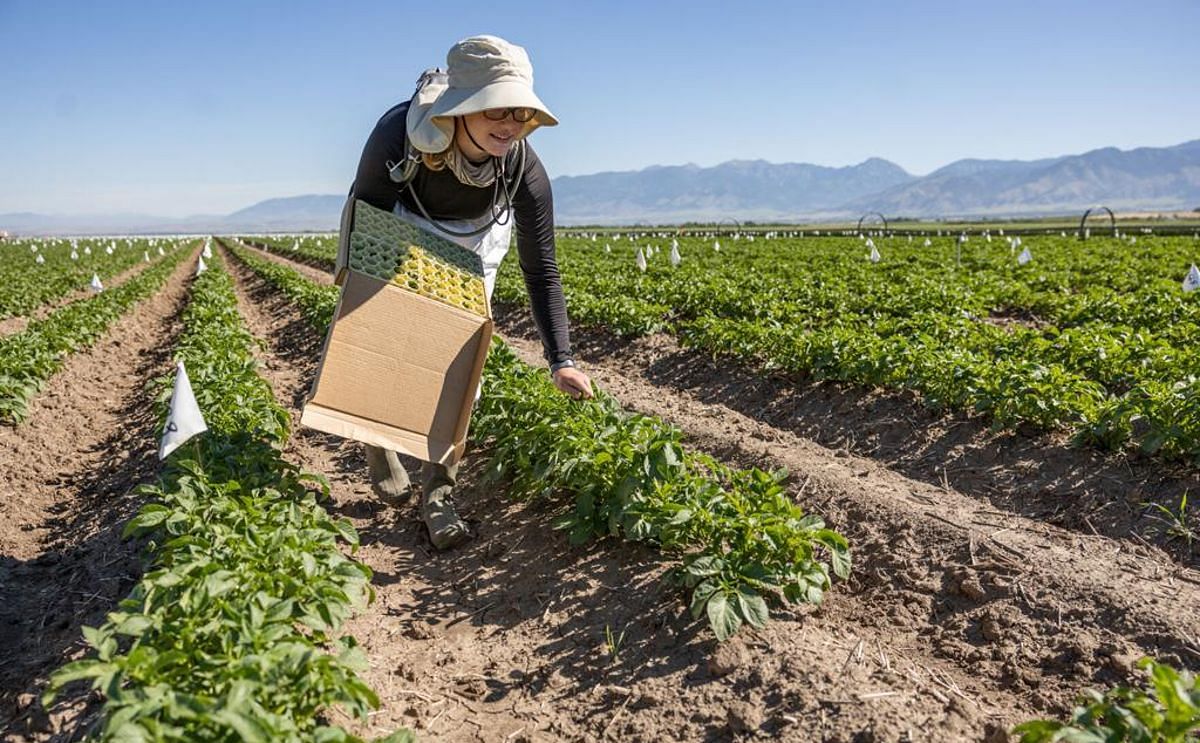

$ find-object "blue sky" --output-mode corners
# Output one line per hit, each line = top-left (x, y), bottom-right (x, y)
(1, 0), (1196, 217)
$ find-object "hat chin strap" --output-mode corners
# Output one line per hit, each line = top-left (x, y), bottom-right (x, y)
(459, 116), (496, 164)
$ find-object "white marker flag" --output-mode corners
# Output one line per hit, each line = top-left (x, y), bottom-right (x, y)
(670, 242), (682, 267)
(89, 273), (103, 292)
(35, 254), (44, 265)
(1184, 264), (1200, 293)
(144, 251), (150, 263)
(636, 247), (647, 272)
(1018, 247), (1033, 266)
(159, 361), (208, 460)
(869, 245), (881, 263)
(713, 240), (721, 252)
(196, 256), (207, 276)
(202, 244), (213, 259)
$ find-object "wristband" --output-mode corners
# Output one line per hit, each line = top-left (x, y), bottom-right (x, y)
(549, 359), (576, 374)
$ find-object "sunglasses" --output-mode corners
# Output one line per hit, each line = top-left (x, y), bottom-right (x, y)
(482, 107), (536, 123)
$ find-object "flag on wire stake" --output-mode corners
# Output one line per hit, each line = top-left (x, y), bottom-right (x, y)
(635, 247), (647, 272)
(869, 244), (881, 263)
(1018, 247), (1033, 266)
(89, 273), (103, 293)
(159, 361), (208, 460)
(202, 243), (213, 259)
(670, 242), (682, 267)
(196, 256), (207, 276)
(1184, 264), (1200, 293)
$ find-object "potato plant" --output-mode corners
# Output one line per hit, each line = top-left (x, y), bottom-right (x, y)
(43, 254), (408, 742)
(1014, 658), (1200, 742)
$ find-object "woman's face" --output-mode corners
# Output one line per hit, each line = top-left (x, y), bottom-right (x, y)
(458, 110), (523, 159)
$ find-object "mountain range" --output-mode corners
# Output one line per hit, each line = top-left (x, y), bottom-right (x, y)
(4, 139), (1198, 234)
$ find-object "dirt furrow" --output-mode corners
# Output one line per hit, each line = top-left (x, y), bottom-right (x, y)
(0, 245), (200, 740)
(219, 244), (1057, 742)
(226, 237), (335, 286)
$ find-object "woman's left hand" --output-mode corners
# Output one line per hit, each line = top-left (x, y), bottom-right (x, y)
(553, 367), (594, 400)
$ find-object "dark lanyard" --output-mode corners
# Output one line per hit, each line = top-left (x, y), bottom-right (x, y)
(391, 141), (527, 239)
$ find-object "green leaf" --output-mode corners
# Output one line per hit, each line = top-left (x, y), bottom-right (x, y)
(706, 590), (742, 642)
(122, 507), (169, 537)
(266, 598), (296, 624)
(689, 580), (719, 620)
(685, 555), (722, 578)
(568, 523), (592, 546)
(42, 660), (115, 706)
(1010, 720), (1064, 742)
(114, 614), (153, 637)
(662, 443), (681, 467)
(829, 544), (852, 581)
(331, 518), (359, 546)
(212, 709), (271, 743)
(736, 588), (770, 629)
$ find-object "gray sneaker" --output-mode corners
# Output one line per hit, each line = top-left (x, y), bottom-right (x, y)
(420, 461), (471, 550)
(364, 445), (412, 505)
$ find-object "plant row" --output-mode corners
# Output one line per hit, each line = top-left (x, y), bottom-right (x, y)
(236, 234), (338, 273)
(492, 234), (1200, 463)
(0, 237), (178, 320)
(224, 242), (851, 641)
(43, 252), (407, 742)
(0, 244), (189, 424)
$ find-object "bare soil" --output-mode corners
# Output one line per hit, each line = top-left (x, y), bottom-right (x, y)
(0, 246), (199, 741)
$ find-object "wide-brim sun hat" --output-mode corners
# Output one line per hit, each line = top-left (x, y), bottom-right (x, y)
(408, 35), (557, 154)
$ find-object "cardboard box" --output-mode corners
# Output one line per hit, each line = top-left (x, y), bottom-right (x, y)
(300, 202), (492, 465)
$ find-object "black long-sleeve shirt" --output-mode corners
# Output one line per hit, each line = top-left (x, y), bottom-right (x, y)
(352, 101), (572, 365)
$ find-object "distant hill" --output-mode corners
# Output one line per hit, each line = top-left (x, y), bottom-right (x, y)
(551, 157), (916, 223)
(223, 194), (346, 231)
(4, 139), (1199, 234)
(840, 140), (1200, 218)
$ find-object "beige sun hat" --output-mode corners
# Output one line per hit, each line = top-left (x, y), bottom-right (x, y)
(406, 35), (557, 154)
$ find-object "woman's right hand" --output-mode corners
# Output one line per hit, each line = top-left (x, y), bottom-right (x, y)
(553, 367), (594, 400)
